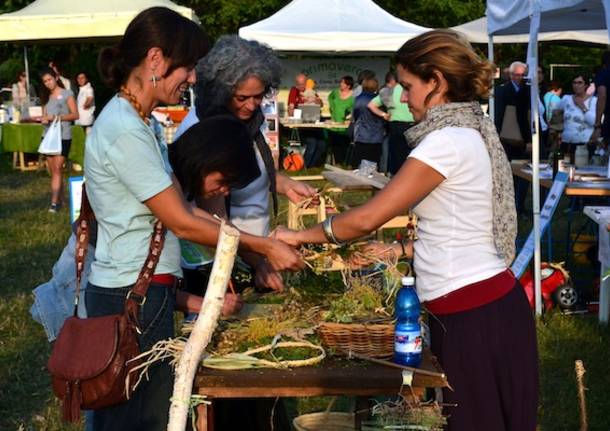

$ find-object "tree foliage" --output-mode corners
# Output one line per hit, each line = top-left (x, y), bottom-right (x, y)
(382, 0), (485, 28)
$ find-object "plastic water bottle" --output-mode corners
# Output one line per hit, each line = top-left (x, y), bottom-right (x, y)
(394, 276), (422, 367)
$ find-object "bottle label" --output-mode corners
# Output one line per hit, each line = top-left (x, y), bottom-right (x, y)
(394, 329), (423, 354)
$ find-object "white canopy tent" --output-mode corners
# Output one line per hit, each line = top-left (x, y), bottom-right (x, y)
(239, 0), (430, 53)
(0, 0), (198, 42)
(486, 0), (610, 318)
(0, 0), (198, 103)
(453, 15), (609, 44)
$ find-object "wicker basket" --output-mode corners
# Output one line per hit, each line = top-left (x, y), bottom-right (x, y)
(293, 412), (355, 431)
(317, 322), (394, 359)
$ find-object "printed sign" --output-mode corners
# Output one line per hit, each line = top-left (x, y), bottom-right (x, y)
(511, 171), (568, 278)
(69, 176), (84, 224)
(262, 95), (280, 167)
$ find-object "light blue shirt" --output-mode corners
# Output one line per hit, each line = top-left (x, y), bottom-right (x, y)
(543, 92), (562, 122)
(84, 96), (181, 287)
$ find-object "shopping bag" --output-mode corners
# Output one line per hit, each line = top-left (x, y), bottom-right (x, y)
(38, 118), (62, 155)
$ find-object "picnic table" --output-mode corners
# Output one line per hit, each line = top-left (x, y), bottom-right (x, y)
(193, 350), (449, 431)
(511, 161), (610, 263)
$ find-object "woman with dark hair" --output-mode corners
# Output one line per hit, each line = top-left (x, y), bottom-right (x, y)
(170, 116), (261, 201)
(32, 114), (259, 345)
(176, 35), (316, 292)
(85, 8), (303, 431)
(350, 77), (385, 167)
(327, 75), (354, 164)
(559, 73), (597, 163)
(274, 30), (538, 431)
(39, 67), (79, 212)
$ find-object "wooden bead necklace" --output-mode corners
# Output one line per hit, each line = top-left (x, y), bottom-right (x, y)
(120, 85), (150, 124)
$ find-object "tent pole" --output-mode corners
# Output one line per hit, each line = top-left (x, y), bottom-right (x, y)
(488, 35), (494, 119)
(24, 46), (30, 100)
(527, 12), (542, 316)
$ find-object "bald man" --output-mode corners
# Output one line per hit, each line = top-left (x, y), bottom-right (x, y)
(287, 73), (326, 166)
(288, 73), (308, 116)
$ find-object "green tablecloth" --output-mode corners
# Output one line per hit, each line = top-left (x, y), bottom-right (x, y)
(0, 123), (86, 166)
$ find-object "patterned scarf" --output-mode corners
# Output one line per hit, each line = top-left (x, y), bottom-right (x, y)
(405, 102), (517, 266)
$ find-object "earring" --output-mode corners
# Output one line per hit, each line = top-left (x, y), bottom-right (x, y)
(151, 73), (158, 88)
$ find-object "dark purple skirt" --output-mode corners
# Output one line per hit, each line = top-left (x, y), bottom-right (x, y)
(429, 282), (539, 431)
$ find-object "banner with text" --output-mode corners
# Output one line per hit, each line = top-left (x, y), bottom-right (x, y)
(280, 57), (391, 90)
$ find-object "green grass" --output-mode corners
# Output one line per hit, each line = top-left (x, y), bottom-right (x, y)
(0, 154), (79, 430)
(1, 153), (610, 430)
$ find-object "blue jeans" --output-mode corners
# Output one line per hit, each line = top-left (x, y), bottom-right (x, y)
(301, 129), (326, 167)
(85, 283), (176, 431)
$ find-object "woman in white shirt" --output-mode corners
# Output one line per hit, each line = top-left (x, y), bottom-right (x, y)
(559, 74), (597, 163)
(275, 30), (538, 431)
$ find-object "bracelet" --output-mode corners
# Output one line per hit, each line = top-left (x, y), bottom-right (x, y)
(399, 239), (406, 257)
(393, 240), (407, 258)
(322, 215), (343, 245)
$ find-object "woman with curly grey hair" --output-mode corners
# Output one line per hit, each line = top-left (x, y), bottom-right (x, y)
(175, 37), (308, 431)
(176, 35), (316, 294)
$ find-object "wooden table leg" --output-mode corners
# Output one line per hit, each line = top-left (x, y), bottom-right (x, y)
(195, 399), (215, 431)
(354, 396), (370, 431)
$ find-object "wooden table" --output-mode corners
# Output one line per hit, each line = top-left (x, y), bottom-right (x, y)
(511, 161), (610, 197)
(322, 164), (390, 191)
(193, 352), (448, 431)
(320, 165), (410, 236)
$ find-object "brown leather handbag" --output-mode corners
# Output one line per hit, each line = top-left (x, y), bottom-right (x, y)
(47, 186), (167, 422)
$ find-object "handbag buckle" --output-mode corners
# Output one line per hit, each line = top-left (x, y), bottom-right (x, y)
(126, 290), (146, 306)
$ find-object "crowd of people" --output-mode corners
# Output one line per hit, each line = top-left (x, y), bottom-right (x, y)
(287, 68), (415, 171)
(25, 5), (610, 431)
(495, 59), (604, 163)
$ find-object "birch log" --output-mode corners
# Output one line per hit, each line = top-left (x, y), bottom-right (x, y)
(167, 222), (240, 431)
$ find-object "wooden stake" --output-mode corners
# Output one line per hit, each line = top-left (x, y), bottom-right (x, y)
(167, 222), (240, 431)
(575, 360), (588, 431)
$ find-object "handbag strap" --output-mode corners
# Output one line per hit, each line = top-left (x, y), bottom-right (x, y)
(73, 185), (94, 315)
(74, 184), (168, 327)
(124, 219), (167, 332)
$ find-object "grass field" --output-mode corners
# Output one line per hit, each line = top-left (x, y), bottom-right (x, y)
(1, 153), (610, 430)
